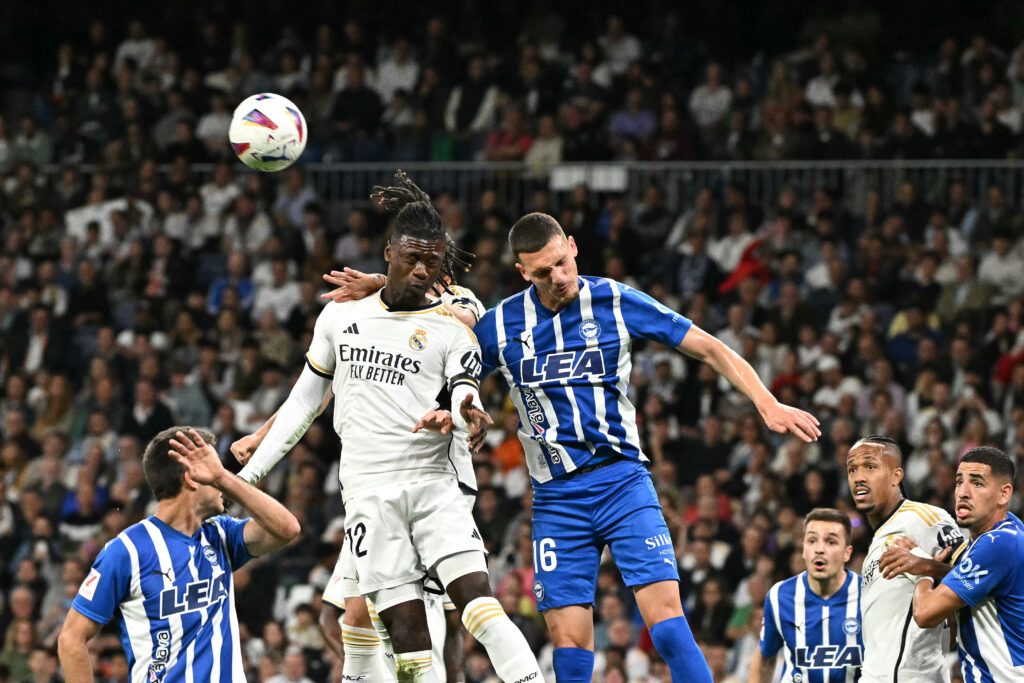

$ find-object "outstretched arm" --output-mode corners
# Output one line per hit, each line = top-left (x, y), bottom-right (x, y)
(233, 391), (334, 466)
(238, 365), (332, 483)
(678, 326), (820, 442)
(169, 429), (301, 556)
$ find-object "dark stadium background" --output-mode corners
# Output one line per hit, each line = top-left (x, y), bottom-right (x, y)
(1, 1), (1024, 681)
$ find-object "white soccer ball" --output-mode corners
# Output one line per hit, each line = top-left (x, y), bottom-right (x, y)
(228, 93), (308, 172)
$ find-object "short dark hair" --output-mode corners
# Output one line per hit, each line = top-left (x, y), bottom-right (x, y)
(961, 446), (1016, 483)
(804, 507), (853, 544)
(142, 427), (216, 500)
(858, 435), (903, 465)
(508, 212), (565, 258)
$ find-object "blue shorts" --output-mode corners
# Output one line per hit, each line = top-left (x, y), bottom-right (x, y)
(529, 459), (678, 611)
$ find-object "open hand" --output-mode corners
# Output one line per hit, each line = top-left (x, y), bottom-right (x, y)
(413, 410), (454, 435)
(459, 393), (494, 453)
(760, 400), (821, 442)
(231, 433), (262, 466)
(169, 429), (226, 487)
(320, 268), (385, 304)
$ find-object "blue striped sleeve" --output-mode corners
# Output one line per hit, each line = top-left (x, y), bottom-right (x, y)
(615, 282), (692, 347)
(760, 588), (784, 657)
(213, 515), (253, 569)
(71, 538), (131, 624)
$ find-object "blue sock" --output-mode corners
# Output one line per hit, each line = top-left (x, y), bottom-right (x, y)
(649, 616), (712, 683)
(552, 647), (594, 682)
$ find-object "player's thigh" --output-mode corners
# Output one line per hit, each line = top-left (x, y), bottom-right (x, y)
(345, 492), (423, 595)
(530, 497), (602, 614)
(371, 583), (431, 653)
(407, 478), (486, 571)
(325, 536), (366, 618)
(599, 474), (681, 599)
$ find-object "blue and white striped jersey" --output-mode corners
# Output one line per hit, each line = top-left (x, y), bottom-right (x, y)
(475, 277), (691, 485)
(942, 513), (1024, 682)
(72, 515), (252, 683)
(762, 570), (864, 683)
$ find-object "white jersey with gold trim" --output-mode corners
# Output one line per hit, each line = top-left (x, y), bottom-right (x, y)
(305, 292), (483, 501)
(860, 499), (966, 683)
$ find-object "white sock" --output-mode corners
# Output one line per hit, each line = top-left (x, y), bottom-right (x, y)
(342, 624), (386, 681)
(394, 650), (439, 682)
(367, 599), (397, 679)
(462, 597), (542, 682)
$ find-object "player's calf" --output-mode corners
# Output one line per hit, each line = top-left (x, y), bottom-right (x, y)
(438, 552), (544, 682)
(635, 581), (712, 683)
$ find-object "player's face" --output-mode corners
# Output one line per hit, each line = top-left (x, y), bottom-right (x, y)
(516, 235), (580, 310)
(954, 462), (1013, 531)
(384, 236), (446, 307)
(196, 482), (226, 518)
(846, 442), (902, 515)
(802, 521), (852, 582)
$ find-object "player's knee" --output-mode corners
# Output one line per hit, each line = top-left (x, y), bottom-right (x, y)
(434, 551), (491, 610)
(545, 607), (595, 650)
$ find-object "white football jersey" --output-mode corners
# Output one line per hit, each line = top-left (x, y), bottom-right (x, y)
(306, 292), (483, 501)
(860, 499), (966, 683)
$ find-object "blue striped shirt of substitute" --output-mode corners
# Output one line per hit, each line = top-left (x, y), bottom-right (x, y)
(474, 276), (691, 486)
(71, 515), (252, 683)
(761, 570), (864, 683)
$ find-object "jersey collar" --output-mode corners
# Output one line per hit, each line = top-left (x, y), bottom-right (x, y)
(149, 514), (202, 542)
(802, 568), (854, 603)
(376, 291), (442, 314)
(871, 497), (907, 537)
(528, 277), (584, 317)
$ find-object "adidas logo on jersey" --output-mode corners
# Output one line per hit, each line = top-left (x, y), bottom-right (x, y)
(342, 323), (360, 334)
(471, 529), (481, 540)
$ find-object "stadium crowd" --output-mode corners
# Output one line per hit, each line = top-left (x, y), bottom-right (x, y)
(4, 7), (1024, 166)
(0, 8), (1023, 683)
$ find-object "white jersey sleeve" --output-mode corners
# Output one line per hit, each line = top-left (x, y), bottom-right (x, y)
(440, 285), (487, 325)
(306, 302), (339, 378)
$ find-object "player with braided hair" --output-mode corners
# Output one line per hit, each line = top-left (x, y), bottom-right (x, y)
(238, 172), (543, 682)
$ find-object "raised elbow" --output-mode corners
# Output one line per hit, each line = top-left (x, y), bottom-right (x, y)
(283, 516), (302, 543)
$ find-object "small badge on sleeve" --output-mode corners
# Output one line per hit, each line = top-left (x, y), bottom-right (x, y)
(79, 568), (102, 601)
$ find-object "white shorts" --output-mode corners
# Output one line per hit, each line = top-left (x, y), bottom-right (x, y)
(322, 534), (361, 609)
(344, 475), (483, 595)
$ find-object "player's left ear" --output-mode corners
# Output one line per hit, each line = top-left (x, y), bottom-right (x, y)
(892, 466), (904, 488)
(182, 470), (200, 492)
(999, 481), (1013, 506)
(843, 544), (853, 563)
(567, 235), (578, 257)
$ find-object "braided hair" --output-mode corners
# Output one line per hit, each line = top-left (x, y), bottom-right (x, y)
(371, 170), (474, 292)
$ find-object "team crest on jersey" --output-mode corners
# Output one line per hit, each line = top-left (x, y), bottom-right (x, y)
(578, 318), (601, 341)
(533, 580), (545, 601)
(842, 617), (860, 635)
(409, 328), (427, 351)
(203, 546), (219, 565)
